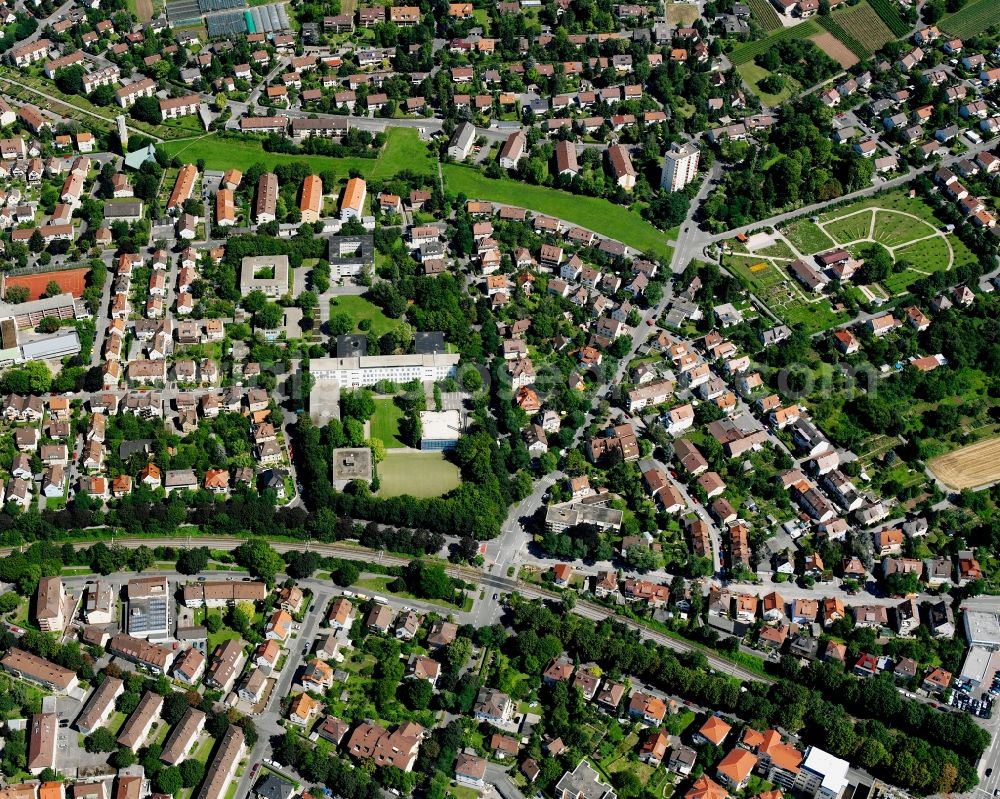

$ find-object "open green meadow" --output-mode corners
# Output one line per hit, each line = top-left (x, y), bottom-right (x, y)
(737, 63), (800, 106)
(824, 210), (873, 244)
(442, 164), (673, 260)
(329, 295), (398, 337)
(160, 128), (436, 177)
(378, 452), (461, 498)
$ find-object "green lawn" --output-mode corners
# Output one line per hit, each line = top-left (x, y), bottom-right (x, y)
(370, 399), (406, 448)
(737, 63), (800, 106)
(160, 128), (436, 178)
(196, 608), (243, 651)
(356, 575), (471, 610)
(723, 254), (787, 291)
(756, 240), (795, 259)
(378, 452), (461, 498)
(329, 295), (397, 336)
(441, 164), (673, 261)
(823, 211), (873, 244)
(781, 219), (835, 254)
(782, 300), (850, 333)
(871, 211), (936, 248)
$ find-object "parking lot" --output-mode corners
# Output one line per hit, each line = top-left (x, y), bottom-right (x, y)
(950, 686), (993, 719)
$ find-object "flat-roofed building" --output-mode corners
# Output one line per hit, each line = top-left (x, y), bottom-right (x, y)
(126, 575), (170, 640)
(311, 353), (460, 387)
(546, 502), (624, 533)
(76, 676), (125, 734)
(240, 255), (289, 298)
(661, 141), (700, 192)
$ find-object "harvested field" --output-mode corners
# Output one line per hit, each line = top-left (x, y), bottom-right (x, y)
(818, 2), (896, 59)
(810, 31), (859, 68)
(4, 268), (88, 300)
(665, 2), (700, 25)
(929, 437), (1000, 490)
(134, 0), (153, 21)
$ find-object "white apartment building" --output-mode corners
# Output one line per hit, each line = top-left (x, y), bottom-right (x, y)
(660, 142), (700, 192)
(311, 353), (460, 387)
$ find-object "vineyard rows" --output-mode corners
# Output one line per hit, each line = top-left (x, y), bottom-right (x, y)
(866, 0), (911, 36)
(747, 0), (783, 32)
(729, 19), (822, 65)
(940, 0), (999, 38)
(818, 2), (896, 58)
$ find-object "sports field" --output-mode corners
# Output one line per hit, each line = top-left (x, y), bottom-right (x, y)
(5, 268), (88, 300)
(929, 436), (1000, 490)
(442, 164), (673, 261)
(378, 452), (461, 498)
(160, 128), (436, 177)
(370, 399), (405, 448)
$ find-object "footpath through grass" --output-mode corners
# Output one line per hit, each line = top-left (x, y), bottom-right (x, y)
(160, 128), (436, 178)
(442, 163), (673, 260)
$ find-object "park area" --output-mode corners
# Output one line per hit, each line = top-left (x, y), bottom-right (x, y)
(378, 452), (461, 498)
(940, 0), (1000, 37)
(780, 190), (977, 294)
(722, 191), (974, 333)
(738, 63), (800, 106)
(329, 295), (397, 337)
(929, 436), (1000, 490)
